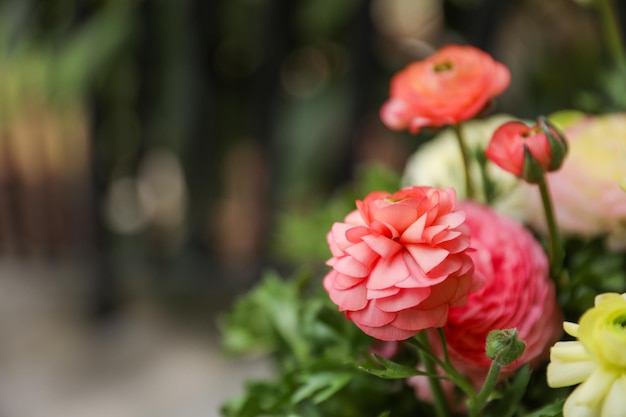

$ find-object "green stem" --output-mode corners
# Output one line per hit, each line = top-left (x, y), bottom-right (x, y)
(436, 328), (475, 397)
(538, 175), (563, 280)
(453, 123), (475, 200)
(468, 361), (502, 417)
(415, 331), (450, 417)
(436, 328), (451, 367)
(407, 335), (475, 397)
(596, 0), (626, 67)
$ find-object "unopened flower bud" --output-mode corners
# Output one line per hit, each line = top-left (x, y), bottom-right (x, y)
(485, 328), (526, 366)
(486, 117), (569, 184)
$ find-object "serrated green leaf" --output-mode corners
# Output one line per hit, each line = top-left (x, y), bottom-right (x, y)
(291, 372), (353, 404)
(219, 270), (312, 362)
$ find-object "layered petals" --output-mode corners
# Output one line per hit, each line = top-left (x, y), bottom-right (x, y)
(410, 201), (562, 400)
(548, 293), (626, 417)
(323, 186), (475, 341)
(380, 45), (510, 134)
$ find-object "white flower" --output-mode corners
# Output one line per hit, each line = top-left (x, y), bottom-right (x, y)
(402, 114), (527, 218)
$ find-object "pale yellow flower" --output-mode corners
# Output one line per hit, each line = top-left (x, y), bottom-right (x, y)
(519, 113), (626, 250)
(548, 293), (626, 417)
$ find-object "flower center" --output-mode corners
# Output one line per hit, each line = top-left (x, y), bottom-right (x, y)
(433, 61), (454, 72)
(613, 313), (626, 329)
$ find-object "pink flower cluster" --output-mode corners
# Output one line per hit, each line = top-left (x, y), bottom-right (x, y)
(324, 43), (564, 409)
(445, 202), (561, 377)
(409, 202), (562, 401)
(323, 186), (475, 341)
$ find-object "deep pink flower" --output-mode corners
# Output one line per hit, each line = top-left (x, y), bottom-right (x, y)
(409, 202), (562, 399)
(323, 186), (475, 341)
(380, 45), (510, 134)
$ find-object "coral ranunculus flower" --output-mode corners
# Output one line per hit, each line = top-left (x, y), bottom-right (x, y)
(380, 45), (510, 134)
(323, 186), (475, 341)
(548, 293), (626, 417)
(485, 119), (567, 181)
(485, 121), (554, 177)
(410, 202), (562, 402)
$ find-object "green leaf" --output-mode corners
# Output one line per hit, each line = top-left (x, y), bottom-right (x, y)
(359, 354), (432, 379)
(219, 270), (310, 361)
(221, 379), (292, 417)
(522, 398), (565, 417)
(291, 372), (353, 404)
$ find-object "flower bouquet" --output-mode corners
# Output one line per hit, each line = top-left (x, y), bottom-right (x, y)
(219, 6), (626, 417)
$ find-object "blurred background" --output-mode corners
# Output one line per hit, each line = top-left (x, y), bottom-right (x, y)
(0, 0), (622, 415)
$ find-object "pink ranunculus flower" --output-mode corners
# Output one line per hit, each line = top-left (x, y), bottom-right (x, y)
(380, 44), (510, 134)
(485, 121), (556, 178)
(323, 186), (475, 341)
(409, 202), (562, 399)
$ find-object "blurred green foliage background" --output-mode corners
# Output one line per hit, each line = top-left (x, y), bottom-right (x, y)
(0, 0), (624, 323)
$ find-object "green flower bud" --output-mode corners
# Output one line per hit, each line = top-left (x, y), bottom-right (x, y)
(538, 116), (568, 172)
(485, 328), (526, 366)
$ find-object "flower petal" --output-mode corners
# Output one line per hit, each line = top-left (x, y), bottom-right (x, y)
(330, 222), (354, 251)
(369, 201), (418, 234)
(391, 304), (448, 331)
(355, 322), (417, 341)
(573, 368), (619, 409)
(333, 256), (369, 278)
(324, 273), (368, 311)
(367, 253), (410, 290)
(547, 358), (595, 388)
(551, 341), (592, 362)
(361, 233), (403, 258)
(345, 241), (379, 268)
(600, 376), (626, 417)
(405, 244), (450, 274)
(347, 301), (396, 327)
(375, 287), (432, 312)
(367, 287), (400, 299)
(400, 213), (427, 242)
